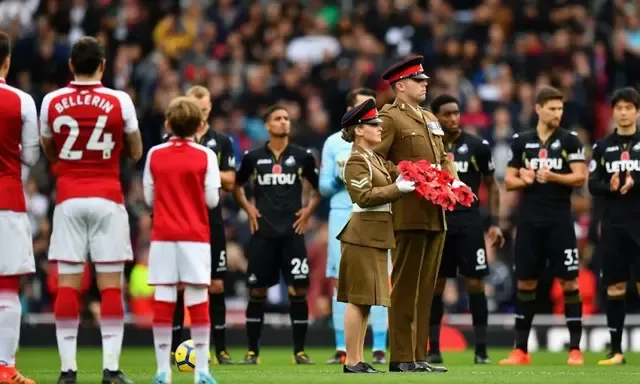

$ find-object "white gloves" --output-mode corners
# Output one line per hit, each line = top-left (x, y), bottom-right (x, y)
(451, 179), (466, 188)
(395, 175), (416, 193)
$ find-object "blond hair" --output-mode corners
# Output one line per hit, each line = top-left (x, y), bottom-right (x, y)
(165, 97), (203, 138)
(185, 85), (210, 100)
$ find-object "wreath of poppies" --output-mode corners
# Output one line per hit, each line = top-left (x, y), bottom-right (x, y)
(397, 160), (476, 211)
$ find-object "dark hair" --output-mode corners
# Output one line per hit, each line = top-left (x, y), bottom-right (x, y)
(262, 104), (288, 122)
(430, 94), (459, 114)
(535, 86), (564, 106)
(70, 36), (105, 76)
(346, 88), (376, 108)
(341, 126), (356, 143)
(0, 31), (11, 65)
(165, 97), (203, 138)
(611, 87), (640, 109)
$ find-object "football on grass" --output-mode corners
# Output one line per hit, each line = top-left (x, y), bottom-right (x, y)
(174, 339), (212, 372)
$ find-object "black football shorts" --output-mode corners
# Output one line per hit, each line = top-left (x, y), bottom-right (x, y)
(514, 216), (579, 281)
(439, 224), (489, 279)
(600, 223), (640, 285)
(245, 234), (309, 289)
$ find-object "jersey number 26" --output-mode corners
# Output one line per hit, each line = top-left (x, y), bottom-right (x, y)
(53, 115), (115, 160)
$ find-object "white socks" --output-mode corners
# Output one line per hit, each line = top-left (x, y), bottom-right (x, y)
(0, 293), (20, 366)
(153, 325), (172, 375)
(191, 326), (210, 374)
(56, 318), (79, 372)
(100, 318), (124, 371)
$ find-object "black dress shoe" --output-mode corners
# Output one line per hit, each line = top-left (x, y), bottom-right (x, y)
(344, 362), (379, 373)
(388, 362), (428, 372)
(415, 360), (448, 372)
(362, 362), (384, 373)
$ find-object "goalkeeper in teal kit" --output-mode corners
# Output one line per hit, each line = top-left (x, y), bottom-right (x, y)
(319, 88), (389, 365)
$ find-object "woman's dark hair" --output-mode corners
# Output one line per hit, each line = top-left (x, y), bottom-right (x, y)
(341, 126), (356, 143)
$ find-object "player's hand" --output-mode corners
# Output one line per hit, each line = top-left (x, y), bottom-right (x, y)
(620, 170), (634, 195)
(487, 225), (505, 248)
(294, 207), (313, 234)
(610, 171), (621, 192)
(520, 166), (535, 185)
(535, 166), (554, 184)
(245, 204), (261, 233)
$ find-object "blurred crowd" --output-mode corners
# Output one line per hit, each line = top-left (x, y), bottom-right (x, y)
(0, 0), (630, 324)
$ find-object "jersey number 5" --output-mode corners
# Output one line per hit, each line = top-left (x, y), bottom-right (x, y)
(52, 115), (115, 160)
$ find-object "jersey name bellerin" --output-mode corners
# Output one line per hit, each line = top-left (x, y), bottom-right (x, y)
(54, 94), (115, 114)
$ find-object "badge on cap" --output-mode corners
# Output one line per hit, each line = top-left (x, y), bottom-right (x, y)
(426, 121), (444, 136)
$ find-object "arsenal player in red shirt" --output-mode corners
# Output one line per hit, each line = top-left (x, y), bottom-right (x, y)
(0, 30), (39, 384)
(143, 97), (221, 384)
(39, 36), (142, 384)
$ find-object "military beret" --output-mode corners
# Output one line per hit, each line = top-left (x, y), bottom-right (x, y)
(381, 55), (429, 83)
(340, 98), (382, 128)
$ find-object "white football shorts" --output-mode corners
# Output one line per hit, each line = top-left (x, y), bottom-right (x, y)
(48, 198), (133, 266)
(0, 211), (35, 275)
(148, 241), (211, 286)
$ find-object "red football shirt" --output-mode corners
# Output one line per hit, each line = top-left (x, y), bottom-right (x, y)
(0, 78), (39, 212)
(39, 81), (139, 204)
(143, 138), (221, 243)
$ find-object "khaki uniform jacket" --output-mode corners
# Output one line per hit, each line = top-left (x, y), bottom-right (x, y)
(374, 98), (458, 232)
(337, 144), (402, 250)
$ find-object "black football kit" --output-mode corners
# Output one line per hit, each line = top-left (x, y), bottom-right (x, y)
(237, 142), (319, 359)
(506, 127), (586, 355)
(440, 132), (494, 279)
(508, 128), (585, 280)
(588, 129), (640, 285)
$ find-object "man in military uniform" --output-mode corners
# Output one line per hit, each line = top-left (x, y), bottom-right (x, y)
(427, 95), (504, 364)
(374, 55), (456, 373)
(163, 86), (236, 364)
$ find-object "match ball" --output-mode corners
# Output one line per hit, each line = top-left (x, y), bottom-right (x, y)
(174, 340), (211, 372)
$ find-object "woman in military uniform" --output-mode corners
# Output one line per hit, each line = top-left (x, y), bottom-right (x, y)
(337, 99), (416, 373)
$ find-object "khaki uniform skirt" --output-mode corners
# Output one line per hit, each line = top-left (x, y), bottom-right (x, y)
(337, 242), (390, 307)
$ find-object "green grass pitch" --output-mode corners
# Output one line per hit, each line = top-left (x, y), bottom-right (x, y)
(15, 348), (640, 383)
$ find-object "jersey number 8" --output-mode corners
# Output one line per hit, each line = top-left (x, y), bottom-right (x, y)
(53, 115), (115, 160)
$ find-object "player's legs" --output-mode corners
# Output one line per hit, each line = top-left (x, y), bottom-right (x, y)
(327, 209), (348, 362)
(171, 288), (186, 361)
(49, 200), (91, 380)
(0, 210), (36, 383)
(281, 234), (313, 363)
(548, 218), (583, 364)
(152, 285), (177, 383)
(457, 226), (490, 362)
(427, 232), (457, 363)
(176, 242), (216, 382)
(243, 236), (278, 362)
(86, 199), (133, 381)
(500, 222), (542, 365)
(598, 225), (630, 365)
(369, 304), (387, 354)
(209, 232), (231, 362)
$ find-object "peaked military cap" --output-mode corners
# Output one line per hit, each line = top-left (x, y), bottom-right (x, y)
(381, 55), (429, 83)
(340, 98), (383, 128)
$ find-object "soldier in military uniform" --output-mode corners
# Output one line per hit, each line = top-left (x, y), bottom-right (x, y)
(338, 99), (416, 373)
(374, 55), (456, 373)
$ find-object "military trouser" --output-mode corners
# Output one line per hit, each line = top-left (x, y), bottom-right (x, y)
(388, 230), (446, 363)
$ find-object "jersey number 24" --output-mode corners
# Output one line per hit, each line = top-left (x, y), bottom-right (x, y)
(53, 115), (115, 160)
